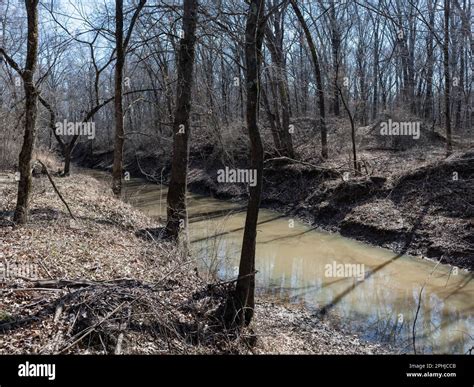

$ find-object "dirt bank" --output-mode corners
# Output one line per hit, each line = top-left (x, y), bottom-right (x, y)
(0, 171), (390, 354)
(81, 144), (473, 271)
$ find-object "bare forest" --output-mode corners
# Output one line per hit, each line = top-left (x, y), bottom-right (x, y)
(0, 0), (473, 364)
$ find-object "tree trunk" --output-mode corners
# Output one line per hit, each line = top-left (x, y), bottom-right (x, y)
(261, 84), (282, 151)
(444, 0), (453, 156)
(265, 13), (295, 158)
(290, 0), (327, 159)
(329, 0), (340, 116)
(13, 0), (40, 224)
(372, 18), (380, 120)
(165, 0), (198, 240)
(111, 0), (146, 196)
(424, 0), (436, 120)
(63, 144), (71, 176)
(455, 35), (464, 130)
(112, 0), (125, 196)
(233, 0), (265, 326)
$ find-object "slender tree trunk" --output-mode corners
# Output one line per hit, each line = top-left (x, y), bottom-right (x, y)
(265, 17), (295, 158)
(233, 0), (265, 326)
(261, 84), (282, 151)
(425, 0), (436, 120)
(112, 0), (125, 196)
(234, 45), (245, 121)
(455, 38), (464, 130)
(329, 0), (340, 116)
(13, 0), (40, 224)
(111, 0), (146, 196)
(290, 0), (327, 159)
(165, 0), (198, 240)
(299, 35), (308, 115)
(372, 18), (379, 120)
(63, 144), (71, 176)
(444, 0), (453, 155)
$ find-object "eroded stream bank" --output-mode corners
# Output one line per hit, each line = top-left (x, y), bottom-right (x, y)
(110, 173), (473, 354)
(81, 149), (474, 271)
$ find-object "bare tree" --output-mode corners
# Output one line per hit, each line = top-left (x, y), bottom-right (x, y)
(232, 0), (266, 326)
(444, 0), (453, 155)
(0, 0), (40, 224)
(165, 0), (198, 240)
(424, 0), (437, 121)
(112, 0), (147, 196)
(290, 0), (328, 159)
(264, 2), (295, 158)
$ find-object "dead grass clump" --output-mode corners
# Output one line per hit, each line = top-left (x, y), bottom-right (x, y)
(32, 148), (63, 174)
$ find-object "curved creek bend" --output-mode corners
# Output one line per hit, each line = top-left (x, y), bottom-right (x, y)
(94, 173), (472, 354)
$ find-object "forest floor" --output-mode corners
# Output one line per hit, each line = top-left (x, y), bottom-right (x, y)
(0, 171), (390, 354)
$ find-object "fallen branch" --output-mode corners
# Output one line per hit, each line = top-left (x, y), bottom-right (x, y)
(35, 159), (75, 220)
(29, 278), (142, 289)
(0, 287), (64, 292)
(31, 279), (101, 289)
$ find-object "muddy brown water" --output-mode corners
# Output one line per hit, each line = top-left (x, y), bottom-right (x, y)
(98, 173), (473, 354)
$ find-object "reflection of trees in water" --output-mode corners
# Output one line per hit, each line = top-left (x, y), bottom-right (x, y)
(192, 208), (472, 354)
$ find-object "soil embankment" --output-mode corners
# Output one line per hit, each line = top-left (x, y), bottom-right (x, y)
(80, 147), (474, 271)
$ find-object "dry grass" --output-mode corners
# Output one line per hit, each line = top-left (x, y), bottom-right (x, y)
(32, 148), (63, 174)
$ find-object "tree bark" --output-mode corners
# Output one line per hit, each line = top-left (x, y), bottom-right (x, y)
(371, 17), (380, 120)
(444, 0), (453, 156)
(63, 143), (72, 176)
(13, 0), (40, 224)
(112, 0), (125, 196)
(111, 0), (146, 196)
(455, 9), (465, 130)
(424, 0), (436, 120)
(233, 0), (266, 326)
(290, 0), (327, 159)
(265, 8), (295, 158)
(329, 0), (340, 116)
(165, 0), (198, 240)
